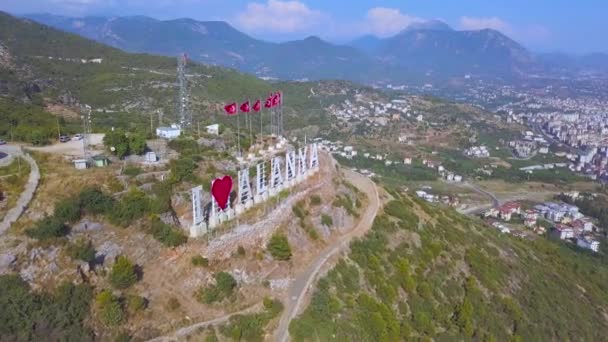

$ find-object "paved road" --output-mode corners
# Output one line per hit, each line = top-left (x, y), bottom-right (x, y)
(0, 145), (40, 235)
(275, 168), (380, 342)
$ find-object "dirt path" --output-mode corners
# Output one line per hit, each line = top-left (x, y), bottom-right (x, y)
(147, 302), (264, 342)
(274, 168), (380, 342)
(0, 145), (40, 235)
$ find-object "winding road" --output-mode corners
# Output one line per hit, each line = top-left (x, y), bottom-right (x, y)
(275, 168), (380, 342)
(0, 145), (40, 235)
(147, 166), (379, 342)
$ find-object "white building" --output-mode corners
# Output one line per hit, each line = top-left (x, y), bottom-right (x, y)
(577, 236), (600, 252)
(156, 125), (181, 139)
(205, 124), (220, 135)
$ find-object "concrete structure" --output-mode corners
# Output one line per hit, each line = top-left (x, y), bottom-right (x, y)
(144, 152), (158, 163)
(73, 159), (88, 170)
(577, 236), (600, 252)
(156, 125), (181, 139)
(205, 124), (220, 135)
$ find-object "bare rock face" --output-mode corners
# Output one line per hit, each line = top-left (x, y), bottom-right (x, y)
(95, 241), (122, 266)
(0, 252), (16, 274)
(0, 42), (12, 68)
(159, 211), (180, 227)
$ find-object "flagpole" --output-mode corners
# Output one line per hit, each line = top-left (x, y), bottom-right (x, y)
(248, 98), (253, 149)
(237, 106), (241, 157)
(260, 100), (263, 145)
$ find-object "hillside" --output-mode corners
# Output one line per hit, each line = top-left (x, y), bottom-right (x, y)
(23, 13), (378, 82)
(290, 190), (608, 340)
(22, 14), (546, 82)
(0, 11), (377, 143)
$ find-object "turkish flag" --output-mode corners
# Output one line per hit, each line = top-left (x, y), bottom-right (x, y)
(272, 92), (280, 107)
(264, 96), (273, 109)
(224, 103), (237, 115)
(240, 101), (250, 113)
(252, 99), (261, 112)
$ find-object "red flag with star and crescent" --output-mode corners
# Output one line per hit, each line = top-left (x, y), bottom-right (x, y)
(264, 95), (273, 109)
(272, 92), (281, 107)
(252, 99), (261, 112)
(240, 101), (250, 113)
(224, 103), (237, 115)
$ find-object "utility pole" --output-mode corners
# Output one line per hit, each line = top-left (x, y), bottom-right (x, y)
(197, 121), (201, 139)
(150, 112), (154, 136)
(56, 118), (61, 139)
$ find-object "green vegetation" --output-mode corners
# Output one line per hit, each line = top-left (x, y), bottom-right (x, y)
(310, 195), (322, 206)
(267, 232), (292, 261)
(192, 255), (209, 267)
(0, 98), (78, 145)
(66, 238), (96, 263)
(321, 214), (333, 227)
(170, 156), (198, 183)
(96, 289), (126, 326)
(148, 217), (188, 247)
(336, 155), (437, 186)
(558, 192), (608, 229)
(109, 256), (138, 290)
(0, 274), (93, 340)
(25, 216), (68, 240)
(103, 131), (147, 158)
(220, 297), (284, 342)
(126, 295), (147, 314)
(196, 272), (238, 304)
(290, 192), (608, 341)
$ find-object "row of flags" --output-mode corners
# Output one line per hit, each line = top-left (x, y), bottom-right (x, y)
(224, 92), (282, 115)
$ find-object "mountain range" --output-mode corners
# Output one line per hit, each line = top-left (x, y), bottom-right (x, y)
(17, 13), (608, 83)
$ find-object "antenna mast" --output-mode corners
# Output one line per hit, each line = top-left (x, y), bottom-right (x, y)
(176, 53), (191, 128)
(81, 104), (92, 160)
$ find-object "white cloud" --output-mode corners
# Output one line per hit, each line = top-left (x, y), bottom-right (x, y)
(459, 16), (511, 33)
(236, 0), (326, 33)
(364, 7), (422, 37)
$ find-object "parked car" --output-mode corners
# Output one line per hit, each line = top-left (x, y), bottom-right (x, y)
(72, 134), (83, 141)
(59, 135), (70, 143)
(0, 139), (6, 145)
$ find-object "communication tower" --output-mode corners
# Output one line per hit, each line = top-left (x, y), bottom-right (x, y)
(176, 53), (191, 128)
(81, 104), (92, 159)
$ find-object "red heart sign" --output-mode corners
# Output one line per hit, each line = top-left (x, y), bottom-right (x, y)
(211, 176), (233, 210)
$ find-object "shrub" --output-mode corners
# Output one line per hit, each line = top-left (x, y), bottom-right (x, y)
(126, 295), (147, 314)
(26, 216), (68, 240)
(170, 157), (197, 183)
(192, 255), (209, 267)
(310, 195), (322, 206)
(96, 290), (125, 326)
(109, 256), (138, 289)
(148, 218), (187, 247)
(321, 214), (333, 227)
(267, 233), (292, 261)
(123, 165), (142, 177)
(66, 238), (96, 263)
(53, 198), (81, 223)
(196, 272), (237, 304)
(79, 187), (114, 215)
(263, 297), (284, 317)
(237, 245), (246, 257)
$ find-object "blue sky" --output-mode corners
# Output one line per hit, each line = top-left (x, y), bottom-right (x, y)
(1, 0), (607, 53)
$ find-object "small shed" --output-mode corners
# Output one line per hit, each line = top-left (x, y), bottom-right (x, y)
(205, 124), (220, 135)
(73, 159), (88, 170)
(92, 154), (109, 167)
(156, 126), (181, 139)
